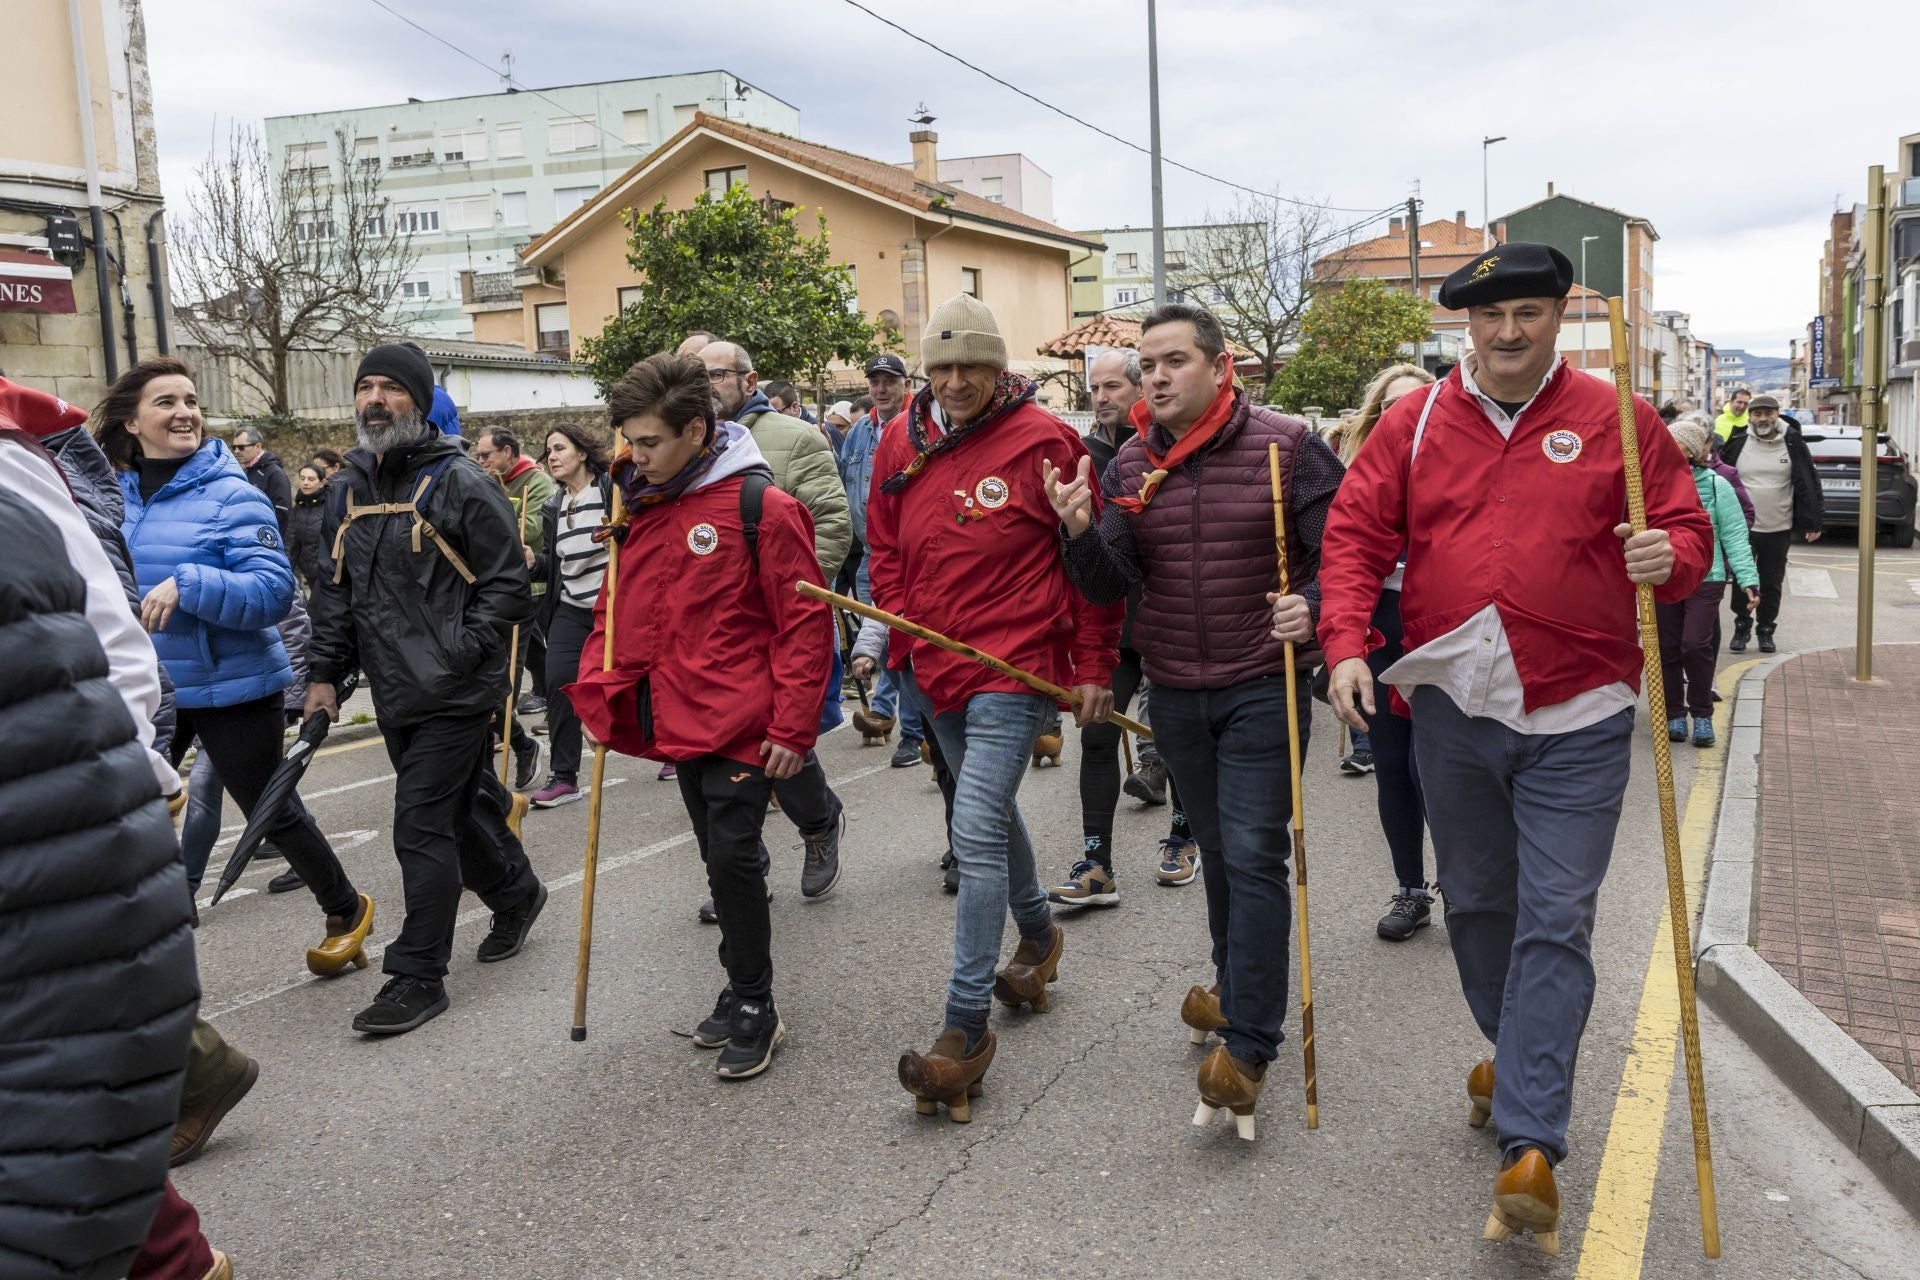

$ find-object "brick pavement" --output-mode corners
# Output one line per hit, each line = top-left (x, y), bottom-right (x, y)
(1755, 645), (1920, 1088)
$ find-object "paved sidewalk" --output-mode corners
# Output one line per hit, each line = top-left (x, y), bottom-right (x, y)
(1754, 645), (1920, 1087)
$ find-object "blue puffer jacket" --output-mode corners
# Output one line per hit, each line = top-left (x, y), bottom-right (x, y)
(118, 439), (295, 709)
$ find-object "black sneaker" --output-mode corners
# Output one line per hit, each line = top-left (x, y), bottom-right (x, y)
(1340, 749), (1376, 775)
(352, 975), (449, 1035)
(940, 850), (959, 894)
(800, 810), (844, 899)
(513, 737), (542, 791)
(890, 737), (922, 768)
(1123, 755), (1168, 805)
(518, 694), (547, 717)
(476, 882), (548, 962)
(254, 838), (287, 863)
(267, 867), (305, 894)
(1376, 889), (1433, 941)
(715, 997), (785, 1079)
(692, 986), (739, 1049)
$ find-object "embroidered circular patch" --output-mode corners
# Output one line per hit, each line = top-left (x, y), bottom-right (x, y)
(256, 526), (281, 549)
(687, 523), (719, 556)
(974, 476), (1010, 509)
(1542, 430), (1583, 464)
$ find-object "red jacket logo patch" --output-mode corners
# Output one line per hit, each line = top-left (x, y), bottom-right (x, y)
(687, 523), (719, 555)
(1542, 430), (1583, 464)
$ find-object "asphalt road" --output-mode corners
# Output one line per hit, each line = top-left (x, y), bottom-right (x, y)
(174, 537), (1920, 1279)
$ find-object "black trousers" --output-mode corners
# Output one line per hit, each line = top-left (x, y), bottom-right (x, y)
(1360, 591), (1427, 890)
(1729, 528), (1792, 631)
(381, 712), (541, 981)
(523, 613), (549, 699)
(543, 602), (594, 782)
(678, 756), (778, 999)
(770, 751), (840, 837)
(1076, 647), (1184, 869)
(170, 694), (357, 919)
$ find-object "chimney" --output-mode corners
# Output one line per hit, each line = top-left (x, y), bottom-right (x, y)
(910, 129), (939, 185)
(1389, 215), (1405, 236)
(1455, 210), (1466, 230)
(1547, 181), (1555, 197)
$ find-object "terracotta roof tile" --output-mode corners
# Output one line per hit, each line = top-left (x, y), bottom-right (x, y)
(1334, 218), (1498, 263)
(1038, 312), (1254, 360)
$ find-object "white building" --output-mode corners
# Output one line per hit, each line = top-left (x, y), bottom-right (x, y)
(895, 152), (1053, 221)
(1068, 224), (1258, 319)
(264, 73), (800, 338)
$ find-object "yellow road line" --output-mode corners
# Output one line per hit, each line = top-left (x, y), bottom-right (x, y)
(1574, 658), (1760, 1277)
(316, 733), (388, 759)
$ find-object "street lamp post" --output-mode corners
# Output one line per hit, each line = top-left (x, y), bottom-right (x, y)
(1481, 135), (1507, 249)
(1147, 0), (1166, 307)
(1580, 234), (1600, 369)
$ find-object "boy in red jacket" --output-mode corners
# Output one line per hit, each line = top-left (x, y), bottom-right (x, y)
(1319, 243), (1712, 1252)
(568, 353), (833, 1081)
(862, 294), (1120, 1119)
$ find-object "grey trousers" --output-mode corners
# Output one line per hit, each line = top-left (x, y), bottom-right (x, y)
(1412, 686), (1634, 1165)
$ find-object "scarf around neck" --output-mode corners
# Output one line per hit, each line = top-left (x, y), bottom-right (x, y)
(878, 372), (1036, 495)
(1110, 375), (1240, 513)
(614, 420), (740, 511)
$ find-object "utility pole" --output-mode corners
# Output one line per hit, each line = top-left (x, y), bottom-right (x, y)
(67, 0), (117, 381)
(1147, 0), (1166, 307)
(1406, 195), (1421, 295)
(1481, 136), (1506, 250)
(1580, 234), (1599, 370)
(1856, 165), (1888, 683)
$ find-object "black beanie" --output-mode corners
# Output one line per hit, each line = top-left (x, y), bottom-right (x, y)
(355, 342), (436, 416)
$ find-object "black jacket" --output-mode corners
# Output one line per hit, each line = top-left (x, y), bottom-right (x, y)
(308, 432), (534, 726)
(288, 486), (332, 588)
(530, 467), (614, 632)
(0, 489), (197, 1280)
(246, 447), (293, 538)
(1720, 426), (1825, 534)
(1083, 422), (1143, 650)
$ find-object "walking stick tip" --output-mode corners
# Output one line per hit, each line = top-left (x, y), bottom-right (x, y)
(570, 1027), (586, 1042)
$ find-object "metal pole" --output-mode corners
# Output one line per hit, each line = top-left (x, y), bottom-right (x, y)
(1406, 197), (1421, 304)
(1480, 136), (1505, 251)
(1857, 165), (1886, 683)
(67, 0), (117, 380)
(1147, 0), (1166, 307)
(1581, 240), (1589, 370)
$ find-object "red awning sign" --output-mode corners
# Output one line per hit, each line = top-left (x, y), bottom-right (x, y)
(0, 249), (76, 315)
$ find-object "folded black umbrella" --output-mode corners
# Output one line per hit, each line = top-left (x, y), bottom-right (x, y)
(208, 671), (357, 906)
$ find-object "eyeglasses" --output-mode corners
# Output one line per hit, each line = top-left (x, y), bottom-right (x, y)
(706, 368), (748, 383)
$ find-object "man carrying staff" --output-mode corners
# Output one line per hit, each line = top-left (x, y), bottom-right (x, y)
(867, 294), (1120, 1117)
(307, 343), (550, 1037)
(1318, 244), (1711, 1247)
(1046, 302), (1342, 1137)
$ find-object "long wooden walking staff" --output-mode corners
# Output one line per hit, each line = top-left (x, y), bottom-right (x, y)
(570, 475), (624, 1042)
(499, 484), (532, 785)
(1607, 297), (1720, 1256)
(1268, 443), (1319, 1130)
(798, 582), (1150, 739)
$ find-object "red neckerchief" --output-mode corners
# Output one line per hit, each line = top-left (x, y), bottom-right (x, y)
(1110, 375), (1240, 513)
(502, 456), (539, 485)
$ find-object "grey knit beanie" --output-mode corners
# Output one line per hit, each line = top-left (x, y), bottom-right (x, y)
(921, 294), (1008, 371)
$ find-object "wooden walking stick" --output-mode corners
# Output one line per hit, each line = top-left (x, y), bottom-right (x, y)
(1607, 297), (1721, 1256)
(499, 482), (533, 786)
(570, 473), (625, 1043)
(1269, 442), (1319, 1130)
(798, 582), (1150, 739)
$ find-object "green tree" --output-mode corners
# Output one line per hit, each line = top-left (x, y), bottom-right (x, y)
(576, 184), (891, 394)
(1267, 279), (1432, 413)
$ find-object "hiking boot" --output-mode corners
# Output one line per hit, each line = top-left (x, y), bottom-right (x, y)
(890, 737), (922, 768)
(1667, 717), (1688, 742)
(305, 892), (375, 977)
(1154, 838), (1199, 886)
(1047, 859), (1118, 908)
(1123, 755), (1168, 805)
(1757, 626), (1777, 653)
(530, 776), (582, 808)
(1340, 748), (1376, 775)
(1729, 617), (1751, 652)
(800, 810), (845, 899)
(476, 882), (547, 962)
(993, 922), (1063, 1012)
(512, 737), (542, 790)
(170, 1041), (258, 1166)
(715, 997), (785, 1079)
(1484, 1147), (1561, 1255)
(1194, 1045), (1267, 1141)
(940, 850), (959, 894)
(1692, 717), (1715, 748)
(1376, 887), (1433, 941)
(692, 986), (740, 1048)
(267, 867), (305, 894)
(352, 975), (449, 1035)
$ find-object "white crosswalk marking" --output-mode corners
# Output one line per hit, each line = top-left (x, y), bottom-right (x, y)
(1909, 578), (1920, 599)
(1787, 566), (1837, 599)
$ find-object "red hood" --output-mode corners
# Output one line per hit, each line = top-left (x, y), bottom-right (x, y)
(0, 377), (86, 438)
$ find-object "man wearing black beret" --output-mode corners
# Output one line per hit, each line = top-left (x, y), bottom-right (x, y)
(1317, 244), (1714, 1252)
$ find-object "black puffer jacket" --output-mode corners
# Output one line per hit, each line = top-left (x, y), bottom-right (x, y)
(287, 487), (332, 589)
(309, 432), (533, 725)
(0, 489), (197, 1280)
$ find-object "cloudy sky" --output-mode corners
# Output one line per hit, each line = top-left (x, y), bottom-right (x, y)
(145, 0), (1910, 357)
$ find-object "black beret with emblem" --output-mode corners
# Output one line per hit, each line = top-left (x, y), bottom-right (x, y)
(1438, 242), (1575, 310)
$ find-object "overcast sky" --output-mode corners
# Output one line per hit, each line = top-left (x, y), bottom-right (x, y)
(145, 0), (1911, 357)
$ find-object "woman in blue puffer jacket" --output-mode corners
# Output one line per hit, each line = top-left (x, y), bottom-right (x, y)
(95, 358), (376, 977)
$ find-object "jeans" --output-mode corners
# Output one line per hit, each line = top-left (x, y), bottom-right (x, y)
(380, 712), (541, 982)
(1363, 590), (1427, 890)
(899, 663), (1055, 1012)
(177, 748), (319, 894)
(677, 756), (778, 999)
(544, 602), (594, 782)
(1729, 528), (1791, 631)
(1412, 686), (1633, 1164)
(1151, 673), (1310, 1065)
(1657, 578), (1725, 718)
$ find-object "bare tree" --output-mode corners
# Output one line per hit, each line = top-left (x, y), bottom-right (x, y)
(172, 127), (418, 416)
(1165, 195), (1363, 382)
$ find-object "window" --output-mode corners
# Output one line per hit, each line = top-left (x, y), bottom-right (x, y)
(1208, 286), (1226, 303)
(495, 123), (523, 158)
(500, 191), (528, 226)
(1167, 289), (1187, 304)
(960, 267), (981, 298)
(536, 302), (570, 352)
(352, 137), (380, 169)
(1072, 274), (1096, 283)
(1163, 249), (1186, 270)
(395, 202), (439, 234)
(362, 210), (386, 236)
(444, 195), (492, 232)
(1114, 287), (1139, 306)
(1115, 252), (1139, 273)
(439, 126), (487, 164)
(399, 274), (435, 301)
(622, 109), (650, 145)
(704, 166), (748, 195)
(980, 176), (1003, 204)
(389, 132), (434, 167)
(293, 211), (334, 242)
(548, 116), (598, 153)
(286, 141), (330, 172)
(554, 186), (597, 220)
(673, 103), (698, 130)
(617, 285), (643, 312)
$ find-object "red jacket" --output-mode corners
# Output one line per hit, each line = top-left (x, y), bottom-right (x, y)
(866, 397), (1121, 715)
(566, 471), (832, 768)
(1318, 362), (1712, 713)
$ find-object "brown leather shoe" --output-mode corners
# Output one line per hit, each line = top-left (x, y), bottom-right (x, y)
(898, 1026), (996, 1123)
(1180, 983), (1226, 1045)
(1031, 734), (1063, 767)
(1468, 1058), (1495, 1128)
(305, 892), (375, 977)
(1483, 1147), (1560, 1255)
(171, 1051), (259, 1166)
(993, 923), (1063, 1012)
(1193, 1044), (1267, 1140)
(201, 1248), (233, 1280)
